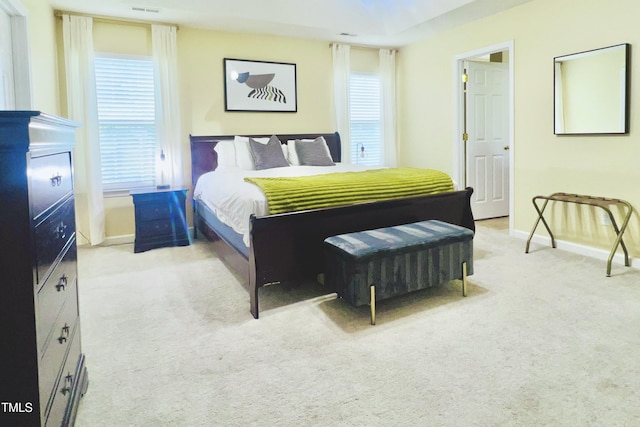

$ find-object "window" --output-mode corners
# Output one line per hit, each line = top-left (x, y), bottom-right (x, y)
(94, 54), (157, 192)
(349, 73), (381, 166)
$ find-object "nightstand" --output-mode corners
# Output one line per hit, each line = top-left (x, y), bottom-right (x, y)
(130, 187), (190, 253)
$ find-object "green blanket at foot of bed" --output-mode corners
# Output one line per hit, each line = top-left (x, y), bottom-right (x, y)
(245, 167), (454, 215)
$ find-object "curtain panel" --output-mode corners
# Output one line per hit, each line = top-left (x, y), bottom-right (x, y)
(332, 43), (351, 163)
(379, 48), (397, 167)
(62, 14), (105, 245)
(152, 24), (183, 188)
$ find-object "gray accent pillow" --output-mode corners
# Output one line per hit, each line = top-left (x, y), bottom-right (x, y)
(295, 137), (335, 166)
(249, 135), (289, 170)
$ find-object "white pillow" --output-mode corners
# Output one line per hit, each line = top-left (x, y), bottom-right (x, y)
(287, 137), (331, 166)
(234, 136), (270, 170)
(214, 140), (237, 169)
(286, 140), (300, 165)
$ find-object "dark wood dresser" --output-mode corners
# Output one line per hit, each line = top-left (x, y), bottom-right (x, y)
(0, 111), (88, 426)
(131, 187), (190, 253)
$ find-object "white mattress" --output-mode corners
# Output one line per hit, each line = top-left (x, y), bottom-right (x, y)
(193, 164), (382, 247)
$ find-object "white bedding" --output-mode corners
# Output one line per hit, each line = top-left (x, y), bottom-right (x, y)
(193, 163), (383, 247)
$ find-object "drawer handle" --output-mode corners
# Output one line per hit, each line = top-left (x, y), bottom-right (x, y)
(50, 174), (62, 187)
(56, 275), (68, 291)
(57, 323), (70, 344)
(56, 222), (68, 240)
(60, 373), (74, 396)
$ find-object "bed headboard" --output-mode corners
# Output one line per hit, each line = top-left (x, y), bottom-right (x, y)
(189, 132), (342, 188)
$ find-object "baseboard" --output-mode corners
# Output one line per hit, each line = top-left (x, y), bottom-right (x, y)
(512, 229), (638, 269)
(102, 234), (135, 246)
(100, 227), (195, 247)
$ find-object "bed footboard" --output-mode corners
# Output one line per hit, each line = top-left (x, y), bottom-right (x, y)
(248, 187), (474, 318)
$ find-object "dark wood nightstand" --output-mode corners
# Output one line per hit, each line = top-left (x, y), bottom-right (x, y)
(130, 187), (190, 253)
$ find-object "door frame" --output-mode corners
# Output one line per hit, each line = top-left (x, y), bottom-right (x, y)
(0, 0), (32, 109)
(453, 40), (514, 232)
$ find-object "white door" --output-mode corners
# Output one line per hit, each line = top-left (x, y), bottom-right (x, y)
(0, 7), (15, 109)
(465, 60), (509, 219)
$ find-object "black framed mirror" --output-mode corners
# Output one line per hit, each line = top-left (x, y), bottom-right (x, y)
(554, 43), (630, 135)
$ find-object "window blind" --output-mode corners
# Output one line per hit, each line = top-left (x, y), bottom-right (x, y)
(95, 55), (156, 191)
(349, 73), (381, 166)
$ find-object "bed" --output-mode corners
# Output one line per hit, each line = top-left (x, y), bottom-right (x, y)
(190, 132), (475, 319)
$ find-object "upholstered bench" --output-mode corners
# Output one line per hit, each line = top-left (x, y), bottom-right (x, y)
(324, 220), (474, 324)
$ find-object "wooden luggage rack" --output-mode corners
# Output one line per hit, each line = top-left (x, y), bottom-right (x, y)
(525, 192), (633, 276)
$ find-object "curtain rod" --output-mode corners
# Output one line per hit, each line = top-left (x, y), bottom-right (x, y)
(54, 10), (179, 30)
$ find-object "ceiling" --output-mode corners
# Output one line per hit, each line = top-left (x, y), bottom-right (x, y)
(48, 0), (533, 47)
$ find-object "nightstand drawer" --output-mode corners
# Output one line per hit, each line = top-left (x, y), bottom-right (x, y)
(30, 152), (74, 219)
(137, 218), (174, 237)
(137, 202), (172, 221)
(37, 241), (77, 353)
(34, 197), (76, 285)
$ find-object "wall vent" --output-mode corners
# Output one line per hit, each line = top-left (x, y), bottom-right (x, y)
(131, 6), (160, 13)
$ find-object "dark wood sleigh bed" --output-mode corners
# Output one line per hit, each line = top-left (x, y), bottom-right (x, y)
(190, 132), (475, 319)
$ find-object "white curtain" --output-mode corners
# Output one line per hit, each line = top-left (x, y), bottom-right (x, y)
(379, 48), (397, 167)
(62, 14), (105, 245)
(332, 43), (351, 163)
(152, 24), (183, 188)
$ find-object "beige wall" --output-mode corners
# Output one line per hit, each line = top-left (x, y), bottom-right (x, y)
(21, 0), (59, 113)
(179, 28), (334, 136)
(398, 0), (640, 256)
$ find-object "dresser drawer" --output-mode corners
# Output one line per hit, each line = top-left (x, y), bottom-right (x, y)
(37, 241), (77, 353)
(45, 325), (81, 427)
(38, 291), (78, 415)
(34, 197), (76, 285)
(30, 152), (73, 219)
(137, 202), (172, 221)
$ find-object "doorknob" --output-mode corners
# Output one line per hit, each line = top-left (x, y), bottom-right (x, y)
(503, 146), (510, 150)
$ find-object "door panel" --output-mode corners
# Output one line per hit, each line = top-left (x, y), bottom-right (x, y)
(466, 60), (509, 219)
(474, 156), (487, 202)
(492, 155), (506, 200)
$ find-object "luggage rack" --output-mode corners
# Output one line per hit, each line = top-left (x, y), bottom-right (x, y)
(525, 192), (633, 276)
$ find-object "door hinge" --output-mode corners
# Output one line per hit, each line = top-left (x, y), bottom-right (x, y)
(462, 132), (468, 141)
(462, 73), (469, 83)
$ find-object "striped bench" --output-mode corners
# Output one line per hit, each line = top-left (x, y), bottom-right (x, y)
(323, 220), (474, 324)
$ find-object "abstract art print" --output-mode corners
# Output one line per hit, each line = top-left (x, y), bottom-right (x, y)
(224, 58), (297, 112)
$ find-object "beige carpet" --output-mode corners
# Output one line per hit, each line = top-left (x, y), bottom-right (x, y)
(74, 219), (640, 426)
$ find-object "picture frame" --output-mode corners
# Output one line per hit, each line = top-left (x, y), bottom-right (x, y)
(223, 58), (297, 112)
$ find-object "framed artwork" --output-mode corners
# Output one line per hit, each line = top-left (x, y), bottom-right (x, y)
(223, 58), (297, 112)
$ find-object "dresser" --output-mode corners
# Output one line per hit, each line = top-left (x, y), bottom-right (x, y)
(0, 111), (88, 426)
(131, 187), (190, 253)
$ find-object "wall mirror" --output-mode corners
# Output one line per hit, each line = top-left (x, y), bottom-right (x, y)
(554, 43), (630, 135)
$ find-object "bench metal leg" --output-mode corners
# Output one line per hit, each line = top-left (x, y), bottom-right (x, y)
(370, 284), (376, 325)
(462, 261), (468, 297)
